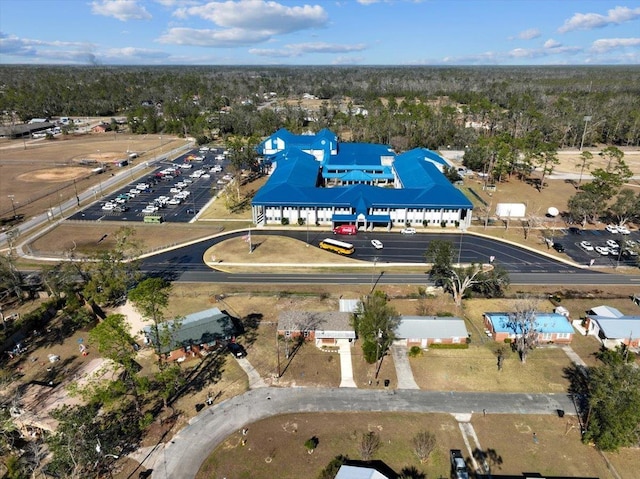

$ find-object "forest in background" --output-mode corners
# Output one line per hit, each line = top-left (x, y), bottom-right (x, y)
(0, 65), (639, 151)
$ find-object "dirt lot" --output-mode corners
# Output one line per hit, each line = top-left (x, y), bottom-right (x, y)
(0, 131), (184, 222)
(196, 410), (632, 479)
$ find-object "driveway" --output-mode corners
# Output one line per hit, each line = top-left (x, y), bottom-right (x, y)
(149, 387), (575, 479)
(390, 344), (419, 389)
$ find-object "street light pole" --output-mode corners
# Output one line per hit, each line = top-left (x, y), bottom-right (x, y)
(7, 195), (17, 218)
(306, 212), (310, 247)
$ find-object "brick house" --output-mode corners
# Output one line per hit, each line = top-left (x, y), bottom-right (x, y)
(483, 312), (574, 344)
(277, 311), (355, 347)
(143, 307), (237, 361)
(394, 316), (469, 348)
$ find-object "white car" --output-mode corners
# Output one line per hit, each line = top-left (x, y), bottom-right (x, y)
(595, 246), (609, 255)
(141, 207), (158, 214)
(168, 197), (182, 205)
(222, 174), (234, 181)
(182, 178), (193, 184)
(201, 173), (211, 179)
(101, 203), (115, 211)
(170, 187), (182, 194)
(625, 239), (637, 248)
(401, 227), (417, 235)
(606, 239), (620, 249)
(579, 241), (594, 251)
(605, 224), (619, 234)
(212, 165), (223, 173)
(181, 163), (193, 169)
(128, 189), (140, 196)
(371, 239), (384, 249)
(618, 226), (630, 235)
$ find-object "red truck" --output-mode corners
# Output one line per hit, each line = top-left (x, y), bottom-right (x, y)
(333, 224), (357, 235)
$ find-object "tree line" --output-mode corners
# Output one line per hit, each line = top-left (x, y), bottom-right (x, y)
(0, 65), (638, 149)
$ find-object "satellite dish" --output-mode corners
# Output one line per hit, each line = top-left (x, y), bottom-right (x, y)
(547, 207), (559, 217)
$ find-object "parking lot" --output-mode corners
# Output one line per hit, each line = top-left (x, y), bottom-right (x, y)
(70, 147), (232, 223)
(554, 226), (639, 268)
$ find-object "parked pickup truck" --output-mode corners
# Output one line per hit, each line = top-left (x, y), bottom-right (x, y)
(450, 449), (469, 479)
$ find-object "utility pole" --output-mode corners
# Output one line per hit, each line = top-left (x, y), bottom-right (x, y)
(375, 329), (383, 379)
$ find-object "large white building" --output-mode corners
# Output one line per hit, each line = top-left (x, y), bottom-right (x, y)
(252, 128), (473, 230)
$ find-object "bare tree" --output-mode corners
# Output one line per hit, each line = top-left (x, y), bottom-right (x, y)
(359, 431), (381, 461)
(504, 297), (540, 363)
(412, 431), (436, 463)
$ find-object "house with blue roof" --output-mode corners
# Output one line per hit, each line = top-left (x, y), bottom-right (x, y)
(483, 312), (575, 344)
(253, 129), (472, 230)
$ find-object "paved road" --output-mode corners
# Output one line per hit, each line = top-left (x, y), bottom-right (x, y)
(151, 387), (575, 479)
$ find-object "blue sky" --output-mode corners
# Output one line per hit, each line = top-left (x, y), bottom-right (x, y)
(1, 0), (639, 65)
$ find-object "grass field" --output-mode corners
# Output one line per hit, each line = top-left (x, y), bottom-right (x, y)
(196, 410), (632, 479)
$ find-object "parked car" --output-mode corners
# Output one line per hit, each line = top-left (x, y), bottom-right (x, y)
(552, 242), (565, 253)
(113, 205), (129, 212)
(618, 225), (631, 235)
(579, 241), (594, 251)
(606, 239), (620, 249)
(401, 227), (417, 235)
(228, 342), (247, 358)
(101, 203), (115, 211)
(595, 246), (609, 255)
(605, 224), (619, 234)
(371, 239), (384, 249)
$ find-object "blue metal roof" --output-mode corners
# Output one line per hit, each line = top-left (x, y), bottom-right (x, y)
(253, 129), (473, 211)
(325, 142), (395, 167)
(485, 312), (574, 334)
(399, 148), (449, 167)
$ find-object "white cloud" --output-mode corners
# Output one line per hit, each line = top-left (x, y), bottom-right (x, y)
(250, 42), (366, 58)
(357, 0), (381, 4)
(518, 28), (541, 40)
(543, 39), (561, 48)
(91, 0), (152, 21)
(158, 27), (272, 47)
(103, 47), (170, 59)
(166, 0), (328, 47)
(175, 0), (327, 33)
(591, 37), (640, 53)
(558, 6), (640, 33)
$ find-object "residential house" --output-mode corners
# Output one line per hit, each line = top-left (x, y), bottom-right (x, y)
(143, 307), (237, 361)
(584, 305), (640, 348)
(395, 316), (469, 348)
(483, 312), (574, 344)
(335, 465), (389, 479)
(91, 122), (111, 133)
(277, 310), (355, 348)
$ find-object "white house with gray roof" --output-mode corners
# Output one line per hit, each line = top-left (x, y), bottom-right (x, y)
(395, 316), (469, 348)
(584, 305), (640, 348)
